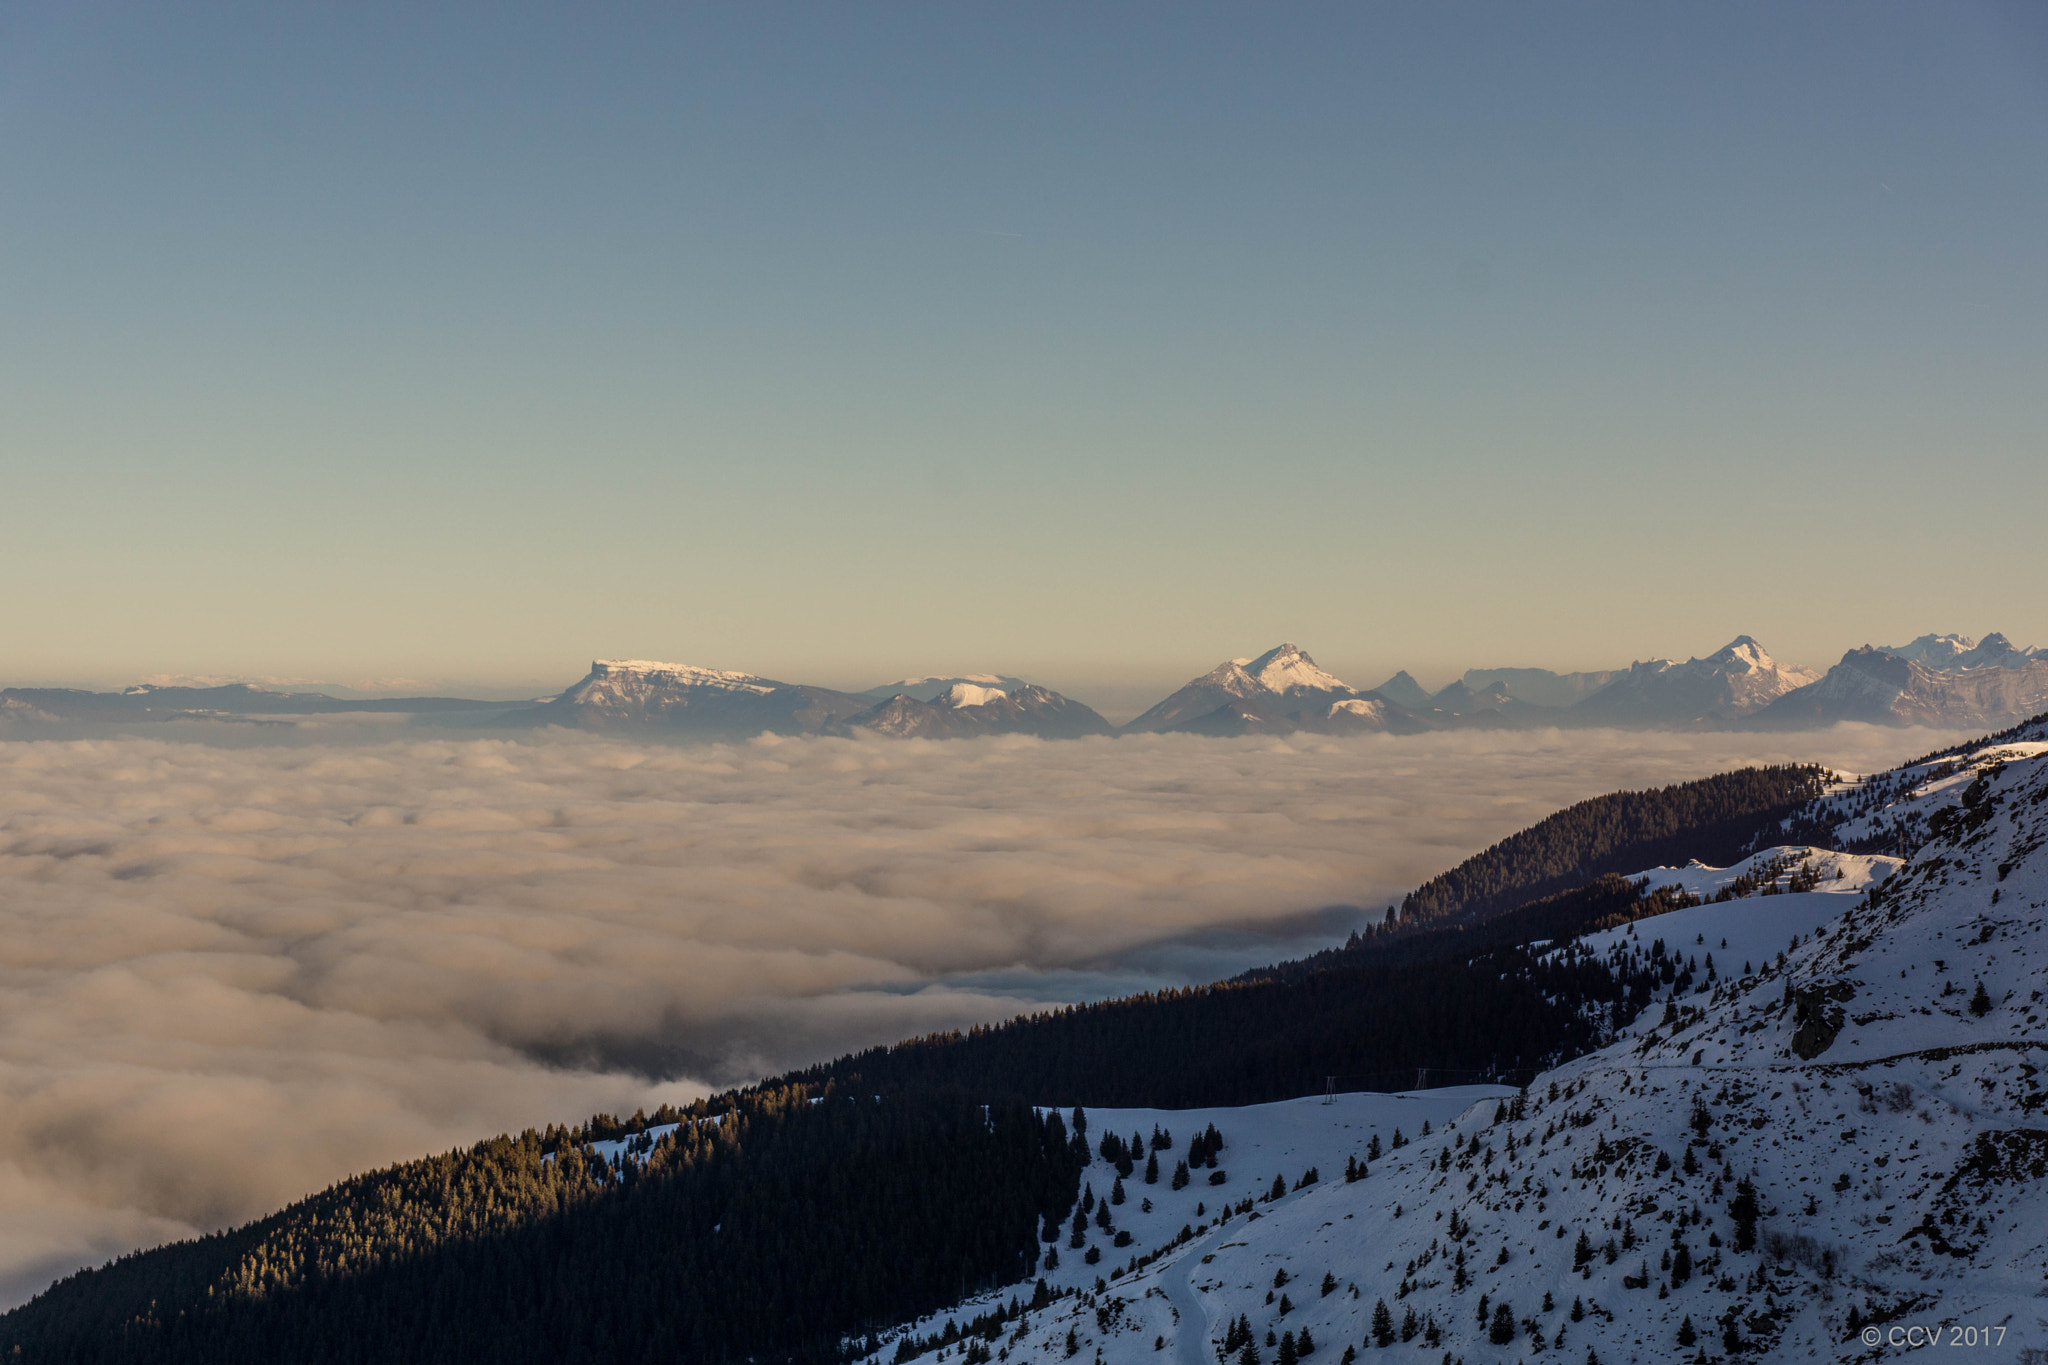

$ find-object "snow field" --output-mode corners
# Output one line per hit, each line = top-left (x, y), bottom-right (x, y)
(862, 739), (2048, 1365)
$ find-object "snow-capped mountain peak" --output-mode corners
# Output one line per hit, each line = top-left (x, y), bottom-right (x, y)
(858, 674), (1031, 705)
(944, 682), (1009, 708)
(1240, 642), (1356, 696)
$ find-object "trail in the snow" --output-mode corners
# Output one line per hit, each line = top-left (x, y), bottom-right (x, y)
(1163, 1224), (1225, 1365)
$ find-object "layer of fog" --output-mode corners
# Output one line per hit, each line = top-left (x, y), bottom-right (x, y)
(0, 724), (1961, 1306)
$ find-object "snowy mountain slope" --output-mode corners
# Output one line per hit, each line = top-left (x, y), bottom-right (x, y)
(1748, 647), (2048, 732)
(1882, 634), (2042, 672)
(1124, 646), (1419, 737)
(1569, 637), (1821, 729)
(860, 675), (1035, 704)
(840, 683), (1116, 739)
(534, 660), (904, 736)
(867, 736), (2048, 1365)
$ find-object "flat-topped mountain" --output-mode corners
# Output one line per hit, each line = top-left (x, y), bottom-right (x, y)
(536, 659), (872, 735)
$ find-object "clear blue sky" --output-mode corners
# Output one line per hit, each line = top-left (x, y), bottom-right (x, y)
(4, 2), (2044, 698)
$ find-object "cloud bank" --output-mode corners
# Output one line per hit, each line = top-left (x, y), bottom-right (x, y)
(0, 724), (1959, 1305)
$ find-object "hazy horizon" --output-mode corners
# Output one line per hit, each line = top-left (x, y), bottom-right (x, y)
(7, 620), (2041, 728)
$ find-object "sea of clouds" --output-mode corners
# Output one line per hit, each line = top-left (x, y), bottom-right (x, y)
(0, 723), (1964, 1305)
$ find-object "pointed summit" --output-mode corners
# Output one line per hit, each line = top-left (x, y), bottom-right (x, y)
(1124, 644), (1414, 736)
(1369, 670), (1432, 710)
(1569, 637), (1819, 727)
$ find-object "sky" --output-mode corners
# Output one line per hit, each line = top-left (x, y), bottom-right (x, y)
(3, 3), (2046, 699)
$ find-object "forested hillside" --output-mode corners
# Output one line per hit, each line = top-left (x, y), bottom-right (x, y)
(1395, 763), (1829, 928)
(0, 1087), (1079, 1365)
(794, 941), (1661, 1107)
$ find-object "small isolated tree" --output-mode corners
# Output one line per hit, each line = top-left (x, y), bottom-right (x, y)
(1489, 1303), (1516, 1346)
(1111, 1177), (1126, 1206)
(1569, 1297), (1584, 1322)
(1339, 1348), (1355, 1365)
(1172, 1160), (1190, 1190)
(1321, 1271), (1337, 1297)
(1573, 1230), (1593, 1268)
(1297, 1327), (1315, 1356)
(1145, 1151), (1160, 1184)
(1268, 1174), (1287, 1201)
(1729, 1177), (1759, 1251)
(1276, 1332), (1298, 1365)
(1278, 1294), (1294, 1317)
(1970, 980), (1993, 1017)
(1367, 1134), (1382, 1161)
(1677, 1316), (1697, 1347)
(1371, 1299), (1395, 1348)
(1398, 1306), (1418, 1342)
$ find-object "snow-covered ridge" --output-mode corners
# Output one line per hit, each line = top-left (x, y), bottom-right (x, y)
(580, 660), (779, 693)
(864, 733), (2048, 1365)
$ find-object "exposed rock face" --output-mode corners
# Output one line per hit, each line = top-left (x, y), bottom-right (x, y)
(1788, 980), (1854, 1059)
(1567, 636), (1820, 728)
(1747, 647), (2048, 730)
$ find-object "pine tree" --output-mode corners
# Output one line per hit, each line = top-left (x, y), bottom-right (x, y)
(1276, 1331), (1298, 1365)
(1677, 1316), (1696, 1347)
(1489, 1302), (1516, 1346)
(1145, 1151), (1160, 1184)
(1370, 1299), (1394, 1348)
(1970, 980), (1993, 1016)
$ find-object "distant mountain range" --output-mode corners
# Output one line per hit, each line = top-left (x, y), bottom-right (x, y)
(5, 631), (2042, 739)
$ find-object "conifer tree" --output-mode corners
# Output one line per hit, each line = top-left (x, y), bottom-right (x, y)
(1371, 1299), (1394, 1348)
(1145, 1151), (1160, 1184)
